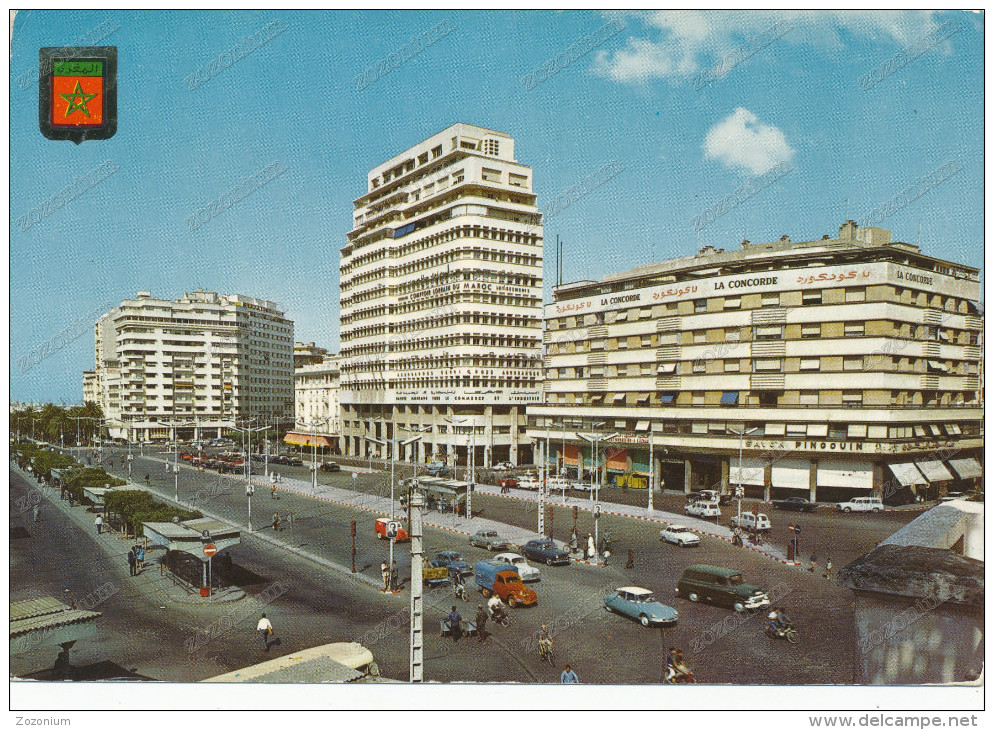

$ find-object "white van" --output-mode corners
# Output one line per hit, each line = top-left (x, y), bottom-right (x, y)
(686, 501), (720, 519)
(836, 497), (884, 513)
(730, 512), (772, 532)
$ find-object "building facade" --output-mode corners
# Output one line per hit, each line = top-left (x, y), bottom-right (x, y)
(89, 290), (294, 441)
(287, 354), (341, 453)
(82, 370), (98, 405)
(294, 341), (330, 369)
(339, 123), (544, 467)
(528, 221), (983, 502)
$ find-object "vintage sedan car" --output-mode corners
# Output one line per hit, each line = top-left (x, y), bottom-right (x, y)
(659, 525), (701, 547)
(772, 496), (817, 512)
(469, 530), (509, 552)
(516, 476), (541, 491)
(496, 477), (519, 489)
(604, 587), (679, 627)
(491, 552), (540, 582)
(492, 461), (514, 472)
(685, 500), (720, 519)
(432, 551), (473, 577)
(522, 539), (571, 566)
(320, 461), (341, 472)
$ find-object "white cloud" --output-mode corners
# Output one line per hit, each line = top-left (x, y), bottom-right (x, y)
(593, 10), (944, 83)
(703, 108), (795, 175)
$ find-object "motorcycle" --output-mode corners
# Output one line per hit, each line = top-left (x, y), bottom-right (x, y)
(665, 665), (695, 684)
(765, 623), (799, 644)
(452, 581), (469, 602)
(489, 605), (510, 627)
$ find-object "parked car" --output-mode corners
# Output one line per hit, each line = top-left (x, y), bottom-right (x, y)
(516, 476), (540, 491)
(374, 517), (409, 542)
(570, 480), (595, 492)
(546, 476), (571, 491)
(469, 530), (509, 552)
(836, 497), (884, 513)
(473, 560), (537, 607)
(659, 525), (701, 547)
(492, 461), (514, 472)
(522, 539), (571, 566)
(730, 512), (772, 532)
(772, 496), (817, 512)
(283, 456), (304, 467)
(686, 501), (720, 519)
(496, 477), (519, 489)
(320, 462), (341, 472)
(432, 551), (473, 577)
(604, 587), (679, 627)
(676, 565), (771, 612)
(427, 465), (451, 477)
(491, 552), (540, 582)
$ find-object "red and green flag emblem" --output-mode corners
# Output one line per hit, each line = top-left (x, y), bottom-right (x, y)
(39, 46), (117, 143)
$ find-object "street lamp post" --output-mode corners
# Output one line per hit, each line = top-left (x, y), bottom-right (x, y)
(444, 417), (476, 520)
(366, 431), (421, 590)
(231, 421), (266, 530)
(729, 426), (762, 525)
(297, 418), (329, 493)
(578, 426), (618, 562)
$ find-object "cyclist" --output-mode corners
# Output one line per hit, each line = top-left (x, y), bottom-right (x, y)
(538, 624), (554, 663)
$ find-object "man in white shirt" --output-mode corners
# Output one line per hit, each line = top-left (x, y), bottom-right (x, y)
(95, 515), (103, 534)
(257, 613), (273, 651)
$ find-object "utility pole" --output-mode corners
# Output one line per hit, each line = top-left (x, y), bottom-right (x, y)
(366, 430), (421, 590)
(231, 421), (266, 530)
(648, 435), (654, 513)
(409, 488), (424, 683)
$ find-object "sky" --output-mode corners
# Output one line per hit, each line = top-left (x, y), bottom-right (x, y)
(8, 9), (984, 404)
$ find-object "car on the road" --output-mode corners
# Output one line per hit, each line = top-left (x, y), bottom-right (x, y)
(432, 551), (473, 577)
(492, 461), (514, 472)
(320, 461), (341, 472)
(772, 496), (818, 512)
(686, 489), (734, 505)
(685, 500), (720, 519)
(604, 587), (679, 627)
(283, 456), (304, 467)
(496, 477), (519, 489)
(659, 525), (701, 547)
(676, 565), (771, 612)
(570, 480), (595, 492)
(522, 538), (571, 566)
(374, 517), (409, 542)
(730, 512), (772, 532)
(491, 552), (540, 582)
(427, 465), (451, 477)
(473, 560), (537, 607)
(516, 476), (540, 491)
(836, 497), (883, 513)
(469, 530), (508, 552)
(217, 461), (244, 474)
(546, 476), (571, 491)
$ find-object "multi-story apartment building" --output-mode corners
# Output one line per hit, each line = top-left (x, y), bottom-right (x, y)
(339, 123), (544, 467)
(89, 290), (294, 441)
(528, 221), (983, 502)
(287, 353), (341, 453)
(82, 370), (98, 404)
(294, 341), (330, 369)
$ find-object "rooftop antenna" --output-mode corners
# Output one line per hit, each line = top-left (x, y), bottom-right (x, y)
(844, 197), (850, 221)
(917, 221), (923, 247)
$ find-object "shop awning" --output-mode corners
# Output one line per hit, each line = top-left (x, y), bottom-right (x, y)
(888, 462), (928, 486)
(947, 458), (982, 480)
(915, 460), (953, 483)
(720, 391), (739, 405)
(729, 457), (766, 486)
(634, 421), (650, 432)
(284, 432), (336, 448)
(817, 460), (873, 489)
(656, 363), (677, 374)
(772, 459), (811, 490)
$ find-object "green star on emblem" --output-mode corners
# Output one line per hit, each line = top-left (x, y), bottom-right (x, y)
(60, 81), (97, 118)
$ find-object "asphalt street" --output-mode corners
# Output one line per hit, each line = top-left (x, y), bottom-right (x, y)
(21, 447), (919, 684)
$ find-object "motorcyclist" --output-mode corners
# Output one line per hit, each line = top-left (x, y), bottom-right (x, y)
(767, 609), (792, 636)
(452, 571), (468, 601)
(487, 594), (506, 623)
(538, 624), (554, 660)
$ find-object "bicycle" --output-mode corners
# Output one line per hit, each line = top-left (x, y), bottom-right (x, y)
(539, 638), (555, 666)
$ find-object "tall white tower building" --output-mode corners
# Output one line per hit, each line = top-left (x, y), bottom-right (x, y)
(339, 124), (544, 467)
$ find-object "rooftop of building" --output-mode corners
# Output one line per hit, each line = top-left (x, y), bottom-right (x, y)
(106, 290), (285, 316)
(554, 221), (980, 301)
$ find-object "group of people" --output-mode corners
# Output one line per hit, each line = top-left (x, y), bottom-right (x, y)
(665, 647), (694, 683)
(380, 560), (399, 591)
(273, 512), (293, 532)
(808, 554), (833, 579)
(126, 543), (146, 576)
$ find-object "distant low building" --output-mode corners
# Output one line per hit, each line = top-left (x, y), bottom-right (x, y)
(289, 353), (341, 453)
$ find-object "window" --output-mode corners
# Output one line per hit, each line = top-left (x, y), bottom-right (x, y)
(725, 329), (741, 342)
(756, 326), (783, 340)
(754, 359), (782, 371)
(807, 424), (828, 437)
(766, 423), (786, 435)
(802, 291), (822, 304)
(800, 359), (820, 371)
(692, 392), (705, 406)
(799, 392), (819, 405)
(843, 357), (863, 371)
(641, 336), (652, 347)
(927, 360), (949, 372)
(845, 288), (866, 303)
(431, 145), (442, 159)
(693, 331), (707, 344)
(484, 139), (500, 156)
(787, 423), (807, 435)
(481, 167), (502, 183)
(693, 360), (706, 373)
(656, 363), (677, 374)
(844, 323), (865, 337)
(509, 173), (527, 188)
(867, 425), (888, 439)
(590, 339), (605, 351)
(723, 298), (742, 309)
(842, 391), (863, 405)
(694, 299), (707, 313)
(724, 360), (740, 372)
(847, 424), (868, 438)
(801, 324), (821, 339)
(614, 310), (628, 322)
(761, 293), (780, 307)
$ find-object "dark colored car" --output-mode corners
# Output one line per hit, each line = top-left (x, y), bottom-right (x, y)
(676, 565), (771, 613)
(432, 551), (473, 577)
(320, 462), (341, 472)
(283, 456), (304, 467)
(427, 466), (451, 477)
(772, 496), (817, 512)
(522, 539), (571, 566)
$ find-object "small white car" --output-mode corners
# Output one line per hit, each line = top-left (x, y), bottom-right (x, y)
(570, 480), (596, 492)
(492, 552), (540, 582)
(546, 476), (570, 491)
(492, 461), (514, 472)
(686, 500), (721, 519)
(836, 497), (884, 513)
(659, 525), (701, 547)
(517, 476), (540, 491)
(730, 512), (772, 532)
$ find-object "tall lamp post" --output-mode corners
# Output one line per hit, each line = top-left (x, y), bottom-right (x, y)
(365, 432), (421, 590)
(444, 417), (476, 520)
(578, 427), (618, 561)
(728, 426), (762, 525)
(231, 421), (266, 530)
(297, 417), (329, 492)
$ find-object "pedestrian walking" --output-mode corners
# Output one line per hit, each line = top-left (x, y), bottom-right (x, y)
(625, 549), (635, 570)
(475, 604), (489, 643)
(257, 613), (274, 651)
(165, 463), (170, 473)
(447, 605), (463, 642)
(272, 512), (280, 532)
(144, 473), (150, 486)
(94, 515), (103, 534)
(823, 557), (833, 580)
(32, 504), (40, 523)
(127, 547), (137, 576)
(808, 554), (817, 573)
(560, 664), (580, 683)
(381, 561), (391, 592)
(136, 544), (145, 572)
(271, 483), (278, 500)
(586, 533), (595, 560)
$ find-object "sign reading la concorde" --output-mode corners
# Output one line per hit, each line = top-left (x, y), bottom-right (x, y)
(547, 261), (977, 317)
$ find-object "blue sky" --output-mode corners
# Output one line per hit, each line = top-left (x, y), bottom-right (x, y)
(9, 9), (984, 404)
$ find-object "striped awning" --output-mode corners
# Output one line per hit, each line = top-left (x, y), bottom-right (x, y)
(284, 433), (336, 448)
